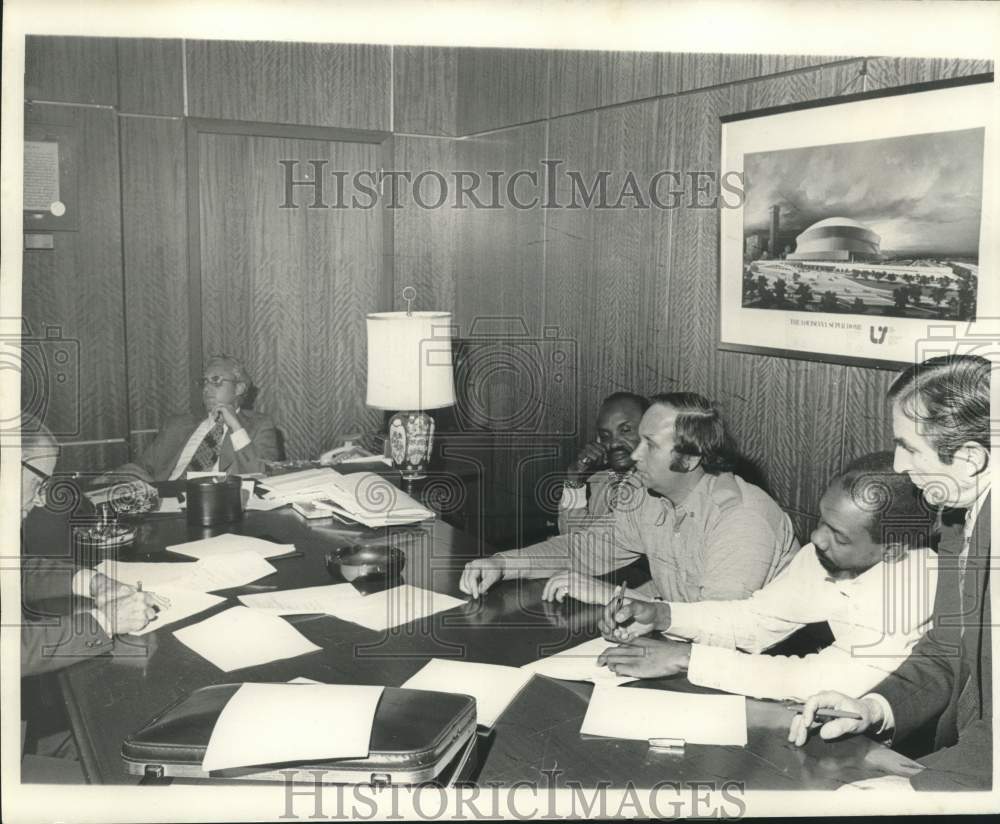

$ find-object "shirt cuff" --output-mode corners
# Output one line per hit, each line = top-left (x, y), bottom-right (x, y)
(686, 643), (726, 689)
(559, 484), (587, 511)
(230, 427), (251, 452)
(863, 692), (896, 735)
(72, 569), (96, 598)
(90, 607), (111, 637)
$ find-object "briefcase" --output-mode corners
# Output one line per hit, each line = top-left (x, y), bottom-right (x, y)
(122, 684), (477, 786)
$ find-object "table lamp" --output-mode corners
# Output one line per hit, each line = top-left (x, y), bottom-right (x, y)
(366, 297), (455, 481)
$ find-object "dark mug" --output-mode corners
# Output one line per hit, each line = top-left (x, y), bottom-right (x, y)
(185, 476), (243, 527)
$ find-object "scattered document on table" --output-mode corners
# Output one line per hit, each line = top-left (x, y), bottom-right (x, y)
(95, 558), (194, 590)
(156, 497), (185, 514)
(238, 583), (364, 614)
(168, 533), (296, 560)
(581, 685), (747, 746)
(402, 658), (534, 728)
(201, 683), (383, 771)
(245, 495), (288, 511)
(329, 585), (466, 630)
(127, 586), (226, 636)
(521, 637), (639, 686)
(288, 676), (323, 684)
(173, 607), (321, 672)
(167, 550), (277, 592)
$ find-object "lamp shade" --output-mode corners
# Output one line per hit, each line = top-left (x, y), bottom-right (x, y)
(365, 311), (455, 410)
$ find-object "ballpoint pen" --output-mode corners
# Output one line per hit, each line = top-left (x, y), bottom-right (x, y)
(611, 582), (626, 625)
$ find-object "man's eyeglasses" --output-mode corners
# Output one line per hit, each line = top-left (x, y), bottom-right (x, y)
(197, 376), (237, 388)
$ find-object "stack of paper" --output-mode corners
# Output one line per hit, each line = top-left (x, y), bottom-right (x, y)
(521, 637), (639, 686)
(202, 683), (383, 771)
(580, 685), (747, 746)
(168, 533), (296, 560)
(402, 659), (534, 727)
(259, 468), (433, 527)
(174, 607), (322, 672)
(129, 587), (226, 636)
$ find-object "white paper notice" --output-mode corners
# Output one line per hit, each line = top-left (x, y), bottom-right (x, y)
(403, 659), (533, 727)
(238, 583), (364, 615)
(521, 637), (639, 686)
(581, 686), (748, 746)
(169, 533), (296, 560)
(95, 559), (194, 590)
(329, 585), (466, 631)
(128, 586), (226, 636)
(168, 551), (276, 592)
(173, 607), (321, 671)
(202, 683), (383, 771)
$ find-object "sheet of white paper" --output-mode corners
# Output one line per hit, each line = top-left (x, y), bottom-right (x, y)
(521, 637), (639, 686)
(245, 496), (288, 511)
(329, 585), (466, 631)
(186, 471), (228, 480)
(127, 586), (226, 636)
(168, 533), (295, 560)
(168, 550), (276, 592)
(201, 683), (383, 771)
(95, 559), (194, 590)
(238, 583), (364, 614)
(288, 676), (323, 684)
(174, 607), (321, 672)
(402, 659), (533, 727)
(581, 685), (747, 746)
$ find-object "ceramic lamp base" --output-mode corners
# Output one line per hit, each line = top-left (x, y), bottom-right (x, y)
(387, 410), (435, 481)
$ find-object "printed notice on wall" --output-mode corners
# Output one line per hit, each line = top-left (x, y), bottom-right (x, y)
(23, 141), (60, 211)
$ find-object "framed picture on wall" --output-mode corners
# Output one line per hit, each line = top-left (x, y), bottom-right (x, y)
(718, 75), (995, 369)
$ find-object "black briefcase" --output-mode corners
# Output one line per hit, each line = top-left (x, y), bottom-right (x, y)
(121, 684), (477, 786)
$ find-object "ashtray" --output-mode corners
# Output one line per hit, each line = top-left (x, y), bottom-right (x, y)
(74, 523), (137, 548)
(325, 544), (405, 582)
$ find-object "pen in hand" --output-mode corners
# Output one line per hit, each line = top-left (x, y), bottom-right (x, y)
(786, 702), (863, 721)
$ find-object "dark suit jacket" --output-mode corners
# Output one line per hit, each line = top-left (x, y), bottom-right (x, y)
(873, 493), (991, 791)
(21, 559), (112, 677)
(116, 409), (282, 482)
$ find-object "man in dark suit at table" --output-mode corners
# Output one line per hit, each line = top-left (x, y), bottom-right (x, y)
(19, 422), (166, 676)
(109, 354), (281, 482)
(460, 391), (799, 605)
(790, 354), (992, 791)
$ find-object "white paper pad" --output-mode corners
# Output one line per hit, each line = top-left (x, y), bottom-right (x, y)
(581, 686), (748, 746)
(329, 585), (466, 631)
(157, 497), (185, 514)
(95, 558), (194, 590)
(202, 683), (383, 771)
(402, 659), (534, 727)
(238, 583), (365, 614)
(246, 496), (288, 511)
(168, 551), (277, 592)
(288, 676), (323, 684)
(128, 586), (226, 636)
(173, 607), (321, 671)
(521, 637), (639, 686)
(168, 533), (296, 560)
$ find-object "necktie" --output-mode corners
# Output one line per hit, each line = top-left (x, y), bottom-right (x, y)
(186, 417), (226, 473)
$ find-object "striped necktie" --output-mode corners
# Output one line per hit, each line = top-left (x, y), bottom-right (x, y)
(186, 417), (226, 473)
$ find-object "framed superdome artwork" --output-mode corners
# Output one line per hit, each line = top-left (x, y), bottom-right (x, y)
(718, 75), (996, 368)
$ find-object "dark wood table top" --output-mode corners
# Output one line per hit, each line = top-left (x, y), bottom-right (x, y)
(44, 503), (893, 789)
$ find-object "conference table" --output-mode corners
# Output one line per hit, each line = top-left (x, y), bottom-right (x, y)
(38, 477), (900, 790)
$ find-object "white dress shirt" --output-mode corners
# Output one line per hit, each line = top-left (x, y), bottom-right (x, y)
(665, 543), (937, 701)
(168, 416), (250, 481)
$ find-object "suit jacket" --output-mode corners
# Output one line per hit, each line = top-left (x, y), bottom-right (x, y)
(873, 493), (991, 791)
(116, 409), (282, 482)
(20, 559), (112, 677)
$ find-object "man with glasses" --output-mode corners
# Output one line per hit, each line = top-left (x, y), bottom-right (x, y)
(111, 354), (281, 482)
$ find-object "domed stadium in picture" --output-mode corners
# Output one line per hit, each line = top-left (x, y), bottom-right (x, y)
(740, 127), (983, 321)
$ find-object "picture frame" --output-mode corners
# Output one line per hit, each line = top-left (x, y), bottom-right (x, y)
(718, 75), (995, 369)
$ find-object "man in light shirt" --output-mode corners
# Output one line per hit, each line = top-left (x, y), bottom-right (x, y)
(597, 452), (937, 702)
(460, 392), (798, 605)
(789, 354), (991, 792)
(19, 423), (167, 676)
(110, 354), (281, 482)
